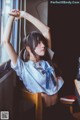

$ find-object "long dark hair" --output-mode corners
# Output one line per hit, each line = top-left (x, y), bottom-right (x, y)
(19, 31), (62, 76)
(19, 31), (50, 61)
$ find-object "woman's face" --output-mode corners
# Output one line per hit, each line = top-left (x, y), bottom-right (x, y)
(34, 41), (46, 56)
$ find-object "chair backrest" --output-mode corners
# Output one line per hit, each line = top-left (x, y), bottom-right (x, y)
(22, 88), (43, 120)
(16, 76), (43, 120)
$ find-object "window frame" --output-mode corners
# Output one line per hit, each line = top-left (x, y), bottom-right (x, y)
(0, 0), (19, 78)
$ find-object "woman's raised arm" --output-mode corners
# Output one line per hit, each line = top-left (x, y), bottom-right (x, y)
(20, 11), (51, 49)
(9, 9), (51, 48)
(3, 10), (18, 64)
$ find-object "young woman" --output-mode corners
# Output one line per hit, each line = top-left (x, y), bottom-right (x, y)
(3, 9), (76, 120)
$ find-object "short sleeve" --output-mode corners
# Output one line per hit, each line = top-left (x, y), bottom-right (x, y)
(47, 48), (54, 60)
(11, 57), (24, 78)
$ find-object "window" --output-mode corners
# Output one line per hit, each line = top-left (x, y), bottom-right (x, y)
(0, 0), (13, 65)
(0, 0), (25, 77)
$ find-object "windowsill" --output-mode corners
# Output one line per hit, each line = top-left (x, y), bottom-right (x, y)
(0, 69), (13, 83)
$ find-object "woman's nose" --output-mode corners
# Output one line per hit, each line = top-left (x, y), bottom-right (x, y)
(41, 42), (45, 47)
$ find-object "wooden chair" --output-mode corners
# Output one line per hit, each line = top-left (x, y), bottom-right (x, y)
(60, 80), (79, 114)
(22, 88), (43, 120)
(60, 95), (77, 114)
(16, 77), (43, 120)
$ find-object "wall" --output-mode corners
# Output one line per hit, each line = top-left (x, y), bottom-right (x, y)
(25, 0), (48, 33)
(48, 1), (80, 95)
(19, 0), (48, 49)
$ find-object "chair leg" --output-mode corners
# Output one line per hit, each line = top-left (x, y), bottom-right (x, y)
(70, 105), (73, 114)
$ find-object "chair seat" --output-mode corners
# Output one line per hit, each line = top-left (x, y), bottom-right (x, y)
(60, 95), (77, 104)
(60, 95), (77, 114)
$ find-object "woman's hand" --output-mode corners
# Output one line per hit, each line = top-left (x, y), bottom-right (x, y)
(8, 9), (25, 19)
(9, 9), (20, 17)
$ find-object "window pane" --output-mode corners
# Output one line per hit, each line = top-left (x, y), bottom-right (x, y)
(0, 0), (13, 65)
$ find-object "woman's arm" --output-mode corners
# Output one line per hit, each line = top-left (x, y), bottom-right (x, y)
(20, 11), (51, 49)
(8, 9), (52, 48)
(3, 11), (18, 64)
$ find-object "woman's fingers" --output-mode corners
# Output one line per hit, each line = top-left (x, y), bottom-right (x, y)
(8, 9), (20, 17)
